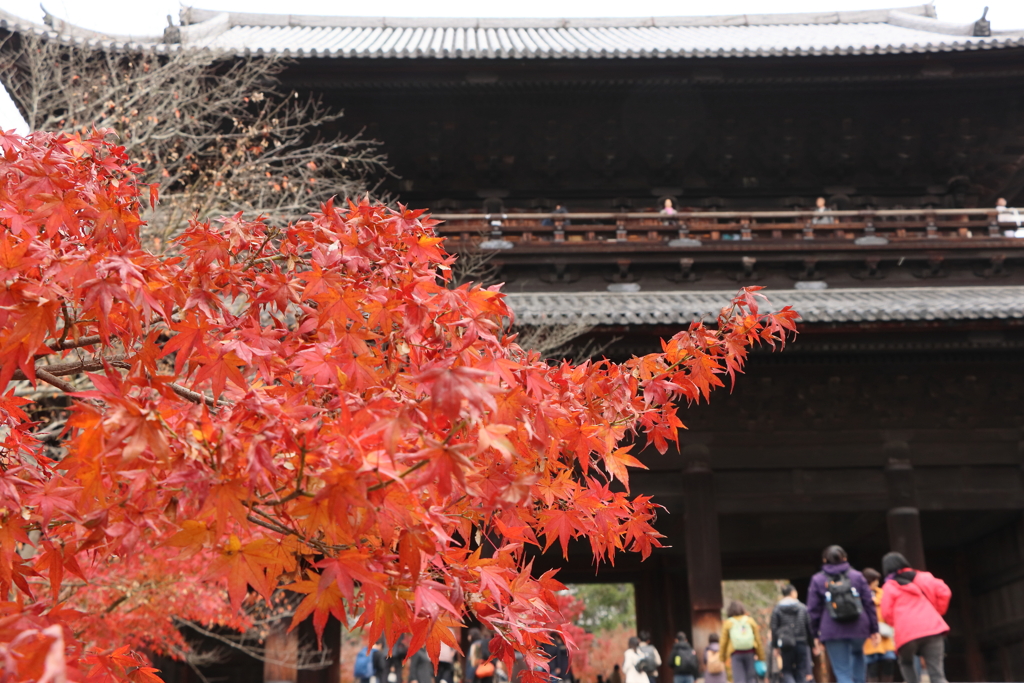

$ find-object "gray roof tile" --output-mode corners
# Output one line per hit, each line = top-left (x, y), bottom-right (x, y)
(502, 287), (1024, 325)
(4, 5), (1023, 59)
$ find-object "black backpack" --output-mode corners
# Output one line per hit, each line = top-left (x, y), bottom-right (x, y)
(636, 646), (659, 674)
(671, 645), (698, 676)
(774, 616), (798, 648)
(825, 570), (864, 622)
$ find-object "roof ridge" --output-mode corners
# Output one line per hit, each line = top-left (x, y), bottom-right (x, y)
(6, 4), (1023, 59)
(179, 5), (936, 31)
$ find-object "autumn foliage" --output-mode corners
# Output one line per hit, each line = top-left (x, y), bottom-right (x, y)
(0, 130), (797, 682)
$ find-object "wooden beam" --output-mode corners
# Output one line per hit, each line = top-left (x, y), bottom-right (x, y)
(629, 463), (1024, 514)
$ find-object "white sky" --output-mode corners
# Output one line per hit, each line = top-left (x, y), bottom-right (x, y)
(1, 0), (1022, 132)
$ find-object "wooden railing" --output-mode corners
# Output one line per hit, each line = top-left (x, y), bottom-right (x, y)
(433, 208), (1024, 246)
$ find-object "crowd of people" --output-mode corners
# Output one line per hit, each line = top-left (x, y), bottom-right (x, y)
(617, 545), (951, 683)
(352, 545), (950, 683)
(353, 628), (567, 683)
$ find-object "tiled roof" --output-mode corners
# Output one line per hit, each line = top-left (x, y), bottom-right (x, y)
(503, 286), (1024, 325)
(3, 5), (1024, 59)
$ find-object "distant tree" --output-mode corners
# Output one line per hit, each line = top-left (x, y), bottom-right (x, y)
(0, 28), (387, 245)
(565, 584), (637, 633)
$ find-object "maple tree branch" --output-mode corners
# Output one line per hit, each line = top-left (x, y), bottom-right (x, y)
(367, 459), (428, 492)
(104, 593), (130, 614)
(10, 355), (128, 382)
(366, 420), (466, 492)
(246, 508), (349, 554)
(253, 254), (290, 265)
(241, 227), (280, 271)
(258, 448), (308, 505)
(245, 513), (300, 538)
(45, 334), (104, 352)
(57, 302), (73, 349)
(34, 368), (78, 394)
(169, 383), (227, 409)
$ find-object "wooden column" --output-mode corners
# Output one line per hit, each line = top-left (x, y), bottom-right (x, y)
(884, 446), (926, 569)
(634, 558), (677, 682)
(682, 449), (723, 657)
(264, 627), (299, 683)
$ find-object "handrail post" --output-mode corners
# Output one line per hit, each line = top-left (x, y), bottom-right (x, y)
(803, 221), (814, 240)
(479, 213), (514, 250)
(925, 213), (938, 239)
(740, 218), (752, 241)
(616, 219), (628, 241)
(487, 213), (506, 240)
(989, 210), (1001, 237)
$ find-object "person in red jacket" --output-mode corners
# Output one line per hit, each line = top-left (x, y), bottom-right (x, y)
(879, 552), (951, 683)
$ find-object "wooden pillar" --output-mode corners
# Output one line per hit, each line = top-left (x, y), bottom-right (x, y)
(682, 449), (723, 657)
(884, 445), (926, 569)
(265, 627), (299, 683)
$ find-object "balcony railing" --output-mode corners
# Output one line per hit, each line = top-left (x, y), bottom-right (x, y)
(433, 208), (1024, 247)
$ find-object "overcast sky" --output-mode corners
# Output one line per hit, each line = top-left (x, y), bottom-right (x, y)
(1, 0), (1021, 131)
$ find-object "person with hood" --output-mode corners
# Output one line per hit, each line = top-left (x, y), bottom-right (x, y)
(806, 545), (878, 683)
(770, 584), (814, 683)
(703, 633), (727, 683)
(879, 552), (951, 683)
(720, 601), (765, 683)
(669, 632), (699, 683)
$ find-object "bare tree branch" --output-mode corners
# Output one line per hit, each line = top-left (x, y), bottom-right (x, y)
(0, 32), (391, 245)
(174, 616), (333, 671)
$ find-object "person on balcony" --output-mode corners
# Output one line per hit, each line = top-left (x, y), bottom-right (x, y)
(811, 197), (834, 225)
(996, 197), (1024, 235)
(541, 203), (569, 227)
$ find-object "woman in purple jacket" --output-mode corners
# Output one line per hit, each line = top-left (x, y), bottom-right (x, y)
(806, 545), (879, 683)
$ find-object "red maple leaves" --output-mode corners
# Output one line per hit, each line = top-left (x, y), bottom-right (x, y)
(0, 130), (797, 682)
